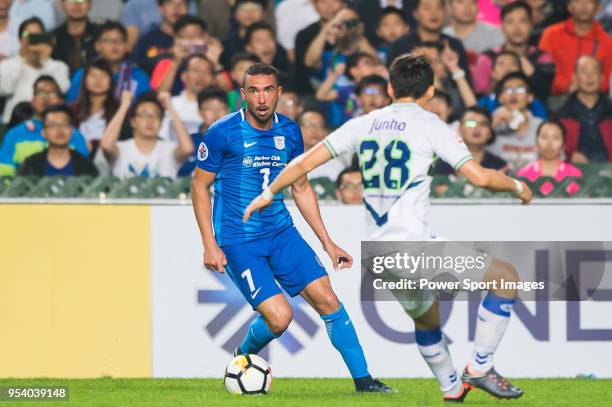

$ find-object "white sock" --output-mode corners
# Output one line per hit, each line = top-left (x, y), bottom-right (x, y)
(470, 292), (514, 374)
(416, 329), (462, 397)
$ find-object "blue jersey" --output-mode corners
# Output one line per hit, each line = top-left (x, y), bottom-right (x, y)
(196, 109), (304, 247)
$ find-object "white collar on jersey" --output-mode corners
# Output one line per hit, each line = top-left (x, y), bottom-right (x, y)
(240, 108), (279, 124)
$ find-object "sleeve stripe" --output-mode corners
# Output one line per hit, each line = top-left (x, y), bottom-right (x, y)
(454, 155), (473, 170)
(322, 139), (338, 158)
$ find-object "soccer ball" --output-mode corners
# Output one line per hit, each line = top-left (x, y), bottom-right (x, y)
(224, 354), (272, 395)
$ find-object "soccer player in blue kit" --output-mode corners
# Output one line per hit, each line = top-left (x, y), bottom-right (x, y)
(191, 63), (393, 392)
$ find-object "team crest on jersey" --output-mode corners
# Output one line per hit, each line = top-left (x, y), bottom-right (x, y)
(197, 142), (208, 161)
(274, 136), (285, 150)
(243, 156), (253, 167)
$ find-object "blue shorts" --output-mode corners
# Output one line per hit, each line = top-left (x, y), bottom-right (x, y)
(223, 226), (328, 309)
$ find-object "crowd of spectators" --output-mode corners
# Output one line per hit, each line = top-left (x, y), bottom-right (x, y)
(0, 0), (611, 204)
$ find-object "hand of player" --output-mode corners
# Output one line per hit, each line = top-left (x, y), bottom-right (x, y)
(515, 181), (533, 205)
(323, 241), (353, 271)
(243, 193), (274, 223)
(204, 242), (227, 273)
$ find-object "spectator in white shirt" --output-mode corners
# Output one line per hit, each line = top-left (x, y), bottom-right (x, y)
(0, 16), (69, 122)
(159, 53), (215, 140)
(100, 91), (194, 179)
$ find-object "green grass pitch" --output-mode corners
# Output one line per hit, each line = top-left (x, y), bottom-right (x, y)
(0, 378), (609, 406)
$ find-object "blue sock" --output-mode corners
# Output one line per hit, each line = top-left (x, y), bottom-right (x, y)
(321, 303), (369, 379)
(238, 315), (280, 355)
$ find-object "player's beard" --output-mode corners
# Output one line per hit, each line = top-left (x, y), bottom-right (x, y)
(247, 102), (277, 126)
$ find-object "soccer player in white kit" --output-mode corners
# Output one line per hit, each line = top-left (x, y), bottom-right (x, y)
(244, 54), (533, 402)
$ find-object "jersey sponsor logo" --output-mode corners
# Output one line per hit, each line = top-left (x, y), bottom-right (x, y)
(244, 140), (257, 148)
(274, 136), (285, 150)
(197, 142), (208, 161)
(250, 287), (262, 300)
(243, 156), (253, 167)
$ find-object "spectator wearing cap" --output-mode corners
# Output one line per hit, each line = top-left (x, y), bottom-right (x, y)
(131, 0), (189, 75)
(539, 0), (612, 95)
(335, 167), (363, 204)
(18, 104), (98, 176)
(219, 0), (268, 70)
(0, 75), (88, 176)
(557, 55), (612, 163)
(0, 17), (70, 123)
(51, 0), (100, 74)
(66, 21), (151, 103)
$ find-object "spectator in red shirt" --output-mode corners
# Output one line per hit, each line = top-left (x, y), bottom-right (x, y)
(539, 0), (612, 95)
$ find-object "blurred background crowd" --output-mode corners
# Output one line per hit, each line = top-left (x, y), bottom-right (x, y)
(0, 0), (611, 203)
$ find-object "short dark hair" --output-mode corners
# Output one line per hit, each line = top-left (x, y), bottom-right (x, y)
(336, 166), (361, 189)
(197, 86), (229, 108)
(536, 120), (567, 143)
(182, 53), (214, 74)
(493, 50), (522, 71)
(495, 71), (531, 97)
(500, 0), (532, 22)
(389, 54), (434, 99)
(157, 0), (187, 5)
(130, 92), (164, 119)
(96, 20), (128, 42)
(345, 52), (378, 81)
(234, 0), (268, 11)
(230, 52), (260, 71)
(33, 75), (62, 95)
(298, 108), (326, 127)
(173, 15), (207, 35)
(41, 105), (74, 127)
(431, 89), (451, 107)
(379, 6), (407, 25)
(18, 17), (45, 39)
(355, 75), (388, 96)
(243, 63), (279, 87)
(461, 106), (496, 145)
(245, 22), (275, 45)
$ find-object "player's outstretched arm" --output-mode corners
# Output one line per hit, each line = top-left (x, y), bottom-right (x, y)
(291, 175), (353, 271)
(459, 160), (533, 204)
(243, 142), (333, 221)
(192, 168), (227, 273)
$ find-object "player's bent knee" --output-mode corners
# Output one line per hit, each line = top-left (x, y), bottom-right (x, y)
(266, 307), (293, 335)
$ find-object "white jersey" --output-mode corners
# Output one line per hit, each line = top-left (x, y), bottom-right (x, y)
(323, 102), (472, 241)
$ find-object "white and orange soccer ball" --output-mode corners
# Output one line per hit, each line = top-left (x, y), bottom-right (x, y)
(224, 354), (272, 395)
